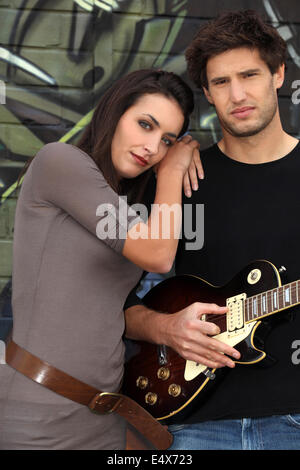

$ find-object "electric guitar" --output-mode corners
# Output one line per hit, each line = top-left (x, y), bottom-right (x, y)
(123, 260), (298, 421)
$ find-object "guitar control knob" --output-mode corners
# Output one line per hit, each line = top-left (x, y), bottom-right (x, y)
(157, 367), (170, 381)
(145, 392), (157, 405)
(168, 384), (181, 397)
(136, 376), (148, 389)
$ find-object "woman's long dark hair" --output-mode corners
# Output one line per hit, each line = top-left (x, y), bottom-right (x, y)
(77, 69), (194, 203)
(18, 69), (194, 204)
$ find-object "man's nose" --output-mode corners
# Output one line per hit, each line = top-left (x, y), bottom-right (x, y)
(230, 79), (247, 103)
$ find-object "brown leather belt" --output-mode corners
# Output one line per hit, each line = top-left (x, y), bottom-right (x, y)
(5, 340), (173, 450)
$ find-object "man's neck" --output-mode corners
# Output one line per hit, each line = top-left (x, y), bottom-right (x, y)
(218, 121), (298, 164)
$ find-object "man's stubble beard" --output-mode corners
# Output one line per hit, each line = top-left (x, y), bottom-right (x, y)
(217, 89), (279, 138)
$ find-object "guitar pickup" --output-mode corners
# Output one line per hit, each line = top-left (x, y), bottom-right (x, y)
(226, 293), (246, 334)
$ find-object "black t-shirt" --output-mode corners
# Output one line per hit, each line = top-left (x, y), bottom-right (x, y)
(125, 142), (300, 423)
(176, 142), (300, 423)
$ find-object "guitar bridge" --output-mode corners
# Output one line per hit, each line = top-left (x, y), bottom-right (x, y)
(226, 293), (246, 336)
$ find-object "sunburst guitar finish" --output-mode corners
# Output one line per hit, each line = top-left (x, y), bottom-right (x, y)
(123, 260), (298, 420)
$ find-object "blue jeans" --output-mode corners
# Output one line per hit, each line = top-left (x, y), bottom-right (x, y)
(168, 414), (300, 450)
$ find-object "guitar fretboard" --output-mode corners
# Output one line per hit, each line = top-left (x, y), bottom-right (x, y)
(245, 280), (300, 322)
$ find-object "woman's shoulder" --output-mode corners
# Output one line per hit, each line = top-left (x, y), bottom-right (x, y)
(37, 141), (89, 159)
(29, 142), (111, 195)
(33, 141), (97, 172)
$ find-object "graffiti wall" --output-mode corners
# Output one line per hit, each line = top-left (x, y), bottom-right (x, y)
(1, 0), (300, 338)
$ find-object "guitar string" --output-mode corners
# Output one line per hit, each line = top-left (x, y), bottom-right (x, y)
(198, 283), (300, 324)
(246, 283), (299, 319)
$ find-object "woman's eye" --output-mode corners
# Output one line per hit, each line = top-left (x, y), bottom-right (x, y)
(138, 120), (173, 146)
(139, 120), (151, 129)
(162, 137), (173, 146)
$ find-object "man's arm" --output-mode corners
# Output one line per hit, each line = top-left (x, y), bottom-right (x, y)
(124, 302), (241, 369)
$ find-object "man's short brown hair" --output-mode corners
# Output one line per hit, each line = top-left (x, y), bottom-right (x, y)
(185, 10), (287, 90)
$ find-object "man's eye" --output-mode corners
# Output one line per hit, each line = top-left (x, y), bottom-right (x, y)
(215, 79), (226, 85)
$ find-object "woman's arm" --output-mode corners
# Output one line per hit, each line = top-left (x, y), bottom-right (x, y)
(122, 136), (199, 272)
(31, 140), (199, 269)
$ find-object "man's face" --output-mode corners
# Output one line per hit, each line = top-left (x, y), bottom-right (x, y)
(203, 47), (284, 138)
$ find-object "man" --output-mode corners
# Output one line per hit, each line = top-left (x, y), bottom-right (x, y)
(124, 10), (300, 449)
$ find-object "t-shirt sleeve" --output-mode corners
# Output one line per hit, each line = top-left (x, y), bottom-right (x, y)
(30, 142), (142, 253)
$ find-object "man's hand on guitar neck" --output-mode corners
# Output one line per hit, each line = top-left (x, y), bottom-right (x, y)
(124, 302), (241, 369)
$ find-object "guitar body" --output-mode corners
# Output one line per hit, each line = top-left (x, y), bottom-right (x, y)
(123, 260), (282, 421)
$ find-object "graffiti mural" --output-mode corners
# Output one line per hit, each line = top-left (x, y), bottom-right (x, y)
(1, 0), (300, 338)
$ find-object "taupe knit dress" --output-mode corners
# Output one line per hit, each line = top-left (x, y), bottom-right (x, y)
(0, 142), (142, 449)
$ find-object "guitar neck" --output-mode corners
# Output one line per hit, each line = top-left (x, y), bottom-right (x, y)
(245, 280), (300, 322)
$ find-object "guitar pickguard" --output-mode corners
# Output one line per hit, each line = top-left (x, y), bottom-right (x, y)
(184, 322), (255, 381)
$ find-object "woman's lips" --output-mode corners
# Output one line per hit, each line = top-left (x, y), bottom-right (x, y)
(231, 106), (255, 119)
(131, 152), (148, 166)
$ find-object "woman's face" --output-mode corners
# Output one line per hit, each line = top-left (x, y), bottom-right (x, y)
(111, 93), (184, 179)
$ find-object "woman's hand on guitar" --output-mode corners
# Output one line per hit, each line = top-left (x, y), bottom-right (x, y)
(164, 302), (241, 369)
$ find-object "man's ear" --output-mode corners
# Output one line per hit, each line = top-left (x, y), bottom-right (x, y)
(203, 86), (214, 105)
(274, 63), (285, 90)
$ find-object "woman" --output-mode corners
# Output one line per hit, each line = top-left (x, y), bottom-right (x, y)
(0, 69), (198, 450)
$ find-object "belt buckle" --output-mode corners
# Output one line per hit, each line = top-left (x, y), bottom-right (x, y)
(88, 392), (123, 414)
